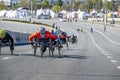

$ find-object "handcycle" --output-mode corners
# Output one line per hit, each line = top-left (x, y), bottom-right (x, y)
(0, 40), (13, 55)
(53, 40), (62, 57)
(60, 38), (69, 50)
(67, 35), (77, 44)
(33, 38), (55, 57)
(71, 36), (77, 43)
(77, 29), (80, 32)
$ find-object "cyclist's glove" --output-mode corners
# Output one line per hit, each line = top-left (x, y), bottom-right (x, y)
(30, 42), (34, 49)
(31, 45), (34, 49)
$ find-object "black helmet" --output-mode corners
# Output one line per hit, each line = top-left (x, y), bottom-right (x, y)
(40, 27), (46, 34)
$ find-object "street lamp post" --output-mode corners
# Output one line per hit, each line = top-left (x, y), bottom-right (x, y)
(31, 1), (33, 16)
(92, 0), (95, 23)
(29, 1), (33, 23)
(92, 0), (94, 10)
(11, 0), (15, 9)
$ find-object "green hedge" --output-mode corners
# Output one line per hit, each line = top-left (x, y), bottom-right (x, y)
(2, 19), (52, 27)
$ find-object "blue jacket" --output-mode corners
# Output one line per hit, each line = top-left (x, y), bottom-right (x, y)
(53, 31), (62, 44)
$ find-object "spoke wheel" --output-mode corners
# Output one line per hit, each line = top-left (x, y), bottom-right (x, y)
(10, 49), (13, 55)
(40, 45), (45, 57)
(49, 46), (54, 57)
(0, 46), (1, 55)
(65, 39), (69, 50)
(34, 44), (37, 56)
(57, 43), (61, 57)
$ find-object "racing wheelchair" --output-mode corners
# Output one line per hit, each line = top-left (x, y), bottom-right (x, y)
(68, 35), (77, 44)
(0, 40), (13, 55)
(33, 38), (55, 57)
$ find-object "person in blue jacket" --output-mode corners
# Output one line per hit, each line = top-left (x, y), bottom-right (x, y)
(51, 30), (63, 48)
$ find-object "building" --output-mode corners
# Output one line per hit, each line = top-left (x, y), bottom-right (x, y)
(0, 0), (21, 7)
(0, 0), (11, 6)
(103, 0), (118, 2)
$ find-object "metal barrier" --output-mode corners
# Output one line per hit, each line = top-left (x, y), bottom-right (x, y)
(7, 30), (30, 46)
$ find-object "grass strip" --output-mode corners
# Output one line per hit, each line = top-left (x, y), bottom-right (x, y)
(2, 19), (52, 27)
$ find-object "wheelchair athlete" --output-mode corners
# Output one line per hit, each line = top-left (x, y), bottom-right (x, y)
(29, 27), (62, 53)
(51, 30), (63, 47)
(57, 30), (68, 44)
(0, 29), (14, 52)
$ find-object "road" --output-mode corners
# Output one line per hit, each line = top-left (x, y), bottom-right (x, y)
(0, 20), (120, 80)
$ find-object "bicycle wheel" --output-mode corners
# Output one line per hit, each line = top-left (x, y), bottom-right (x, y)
(49, 46), (54, 57)
(40, 45), (45, 57)
(57, 42), (61, 56)
(10, 49), (13, 55)
(65, 39), (69, 50)
(0, 45), (1, 55)
(9, 42), (14, 55)
(0, 41), (1, 54)
(34, 44), (37, 56)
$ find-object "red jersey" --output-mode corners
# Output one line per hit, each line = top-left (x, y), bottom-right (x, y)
(29, 30), (57, 42)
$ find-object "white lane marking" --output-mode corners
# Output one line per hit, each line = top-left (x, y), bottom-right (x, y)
(117, 66), (120, 69)
(104, 54), (109, 56)
(95, 30), (120, 46)
(111, 60), (117, 63)
(94, 30), (120, 70)
(77, 23), (120, 70)
(2, 57), (11, 60)
(86, 30), (106, 53)
(106, 56), (112, 59)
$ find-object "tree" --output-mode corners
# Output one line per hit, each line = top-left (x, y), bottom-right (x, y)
(57, 0), (62, 7)
(50, 0), (54, 5)
(83, 0), (103, 12)
(18, 0), (28, 8)
(92, 0), (103, 12)
(52, 6), (62, 12)
(38, 0), (50, 9)
(74, 1), (82, 11)
(103, 0), (113, 11)
(28, 0), (37, 10)
(84, 0), (92, 12)
(0, 1), (7, 10)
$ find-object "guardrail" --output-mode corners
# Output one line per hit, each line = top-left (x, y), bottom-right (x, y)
(7, 30), (30, 46)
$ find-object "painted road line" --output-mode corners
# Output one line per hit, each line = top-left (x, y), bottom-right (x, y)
(2, 57), (11, 60)
(111, 60), (117, 63)
(86, 30), (106, 54)
(104, 54), (109, 56)
(106, 56), (112, 59)
(95, 30), (120, 46)
(117, 66), (120, 69)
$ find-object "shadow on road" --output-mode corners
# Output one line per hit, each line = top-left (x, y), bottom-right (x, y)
(0, 54), (19, 56)
(57, 55), (88, 59)
(0, 54), (88, 60)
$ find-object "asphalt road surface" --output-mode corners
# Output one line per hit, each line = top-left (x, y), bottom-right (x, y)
(0, 20), (120, 80)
